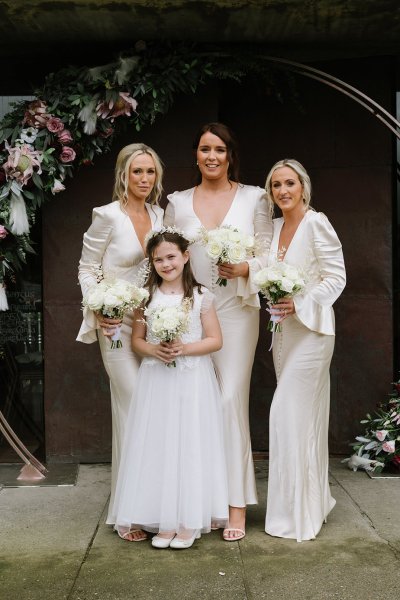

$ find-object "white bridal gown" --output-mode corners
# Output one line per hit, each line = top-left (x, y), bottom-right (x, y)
(112, 288), (229, 534)
(77, 200), (164, 523)
(165, 185), (272, 507)
(265, 210), (346, 542)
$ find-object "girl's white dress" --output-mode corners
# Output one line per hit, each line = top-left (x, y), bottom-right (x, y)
(112, 287), (229, 534)
(265, 211), (346, 542)
(165, 185), (273, 507)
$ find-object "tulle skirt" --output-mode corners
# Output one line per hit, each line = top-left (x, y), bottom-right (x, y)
(112, 355), (229, 534)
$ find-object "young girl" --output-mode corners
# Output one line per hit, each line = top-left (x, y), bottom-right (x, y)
(112, 228), (228, 549)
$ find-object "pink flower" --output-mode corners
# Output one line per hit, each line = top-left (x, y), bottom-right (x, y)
(59, 146), (76, 163)
(46, 117), (64, 134)
(57, 129), (73, 144)
(23, 100), (50, 128)
(51, 179), (65, 194)
(382, 440), (396, 453)
(392, 455), (400, 466)
(375, 430), (388, 441)
(99, 126), (114, 138)
(0, 225), (8, 239)
(3, 142), (42, 186)
(96, 92), (138, 121)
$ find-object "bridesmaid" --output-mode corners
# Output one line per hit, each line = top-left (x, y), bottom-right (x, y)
(264, 158), (346, 542)
(77, 143), (164, 535)
(165, 123), (272, 540)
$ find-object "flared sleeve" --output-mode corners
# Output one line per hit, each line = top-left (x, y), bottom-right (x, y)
(76, 206), (114, 343)
(294, 212), (346, 335)
(236, 191), (273, 308)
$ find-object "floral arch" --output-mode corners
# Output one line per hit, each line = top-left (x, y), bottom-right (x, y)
(0, 41), (398, 310)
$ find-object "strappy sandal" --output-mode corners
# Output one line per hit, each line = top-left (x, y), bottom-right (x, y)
(223, 527), (246, 541)
(117, 528), (147, 542)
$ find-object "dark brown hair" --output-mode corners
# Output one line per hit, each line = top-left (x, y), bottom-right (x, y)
(145, 231), (202, 306)
(192, 122), (240, 184)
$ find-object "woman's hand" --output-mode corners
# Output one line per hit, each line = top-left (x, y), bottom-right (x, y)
(95, 312), (122, 337)
(271, 298), (296, 322)
(218, 261), (249, 280)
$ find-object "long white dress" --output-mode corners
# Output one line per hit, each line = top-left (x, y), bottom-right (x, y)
(165, 185), (272, 507)
(76, 200), (164, 523)
(265, 210), (346, 542)
(112, 287), (229, 534)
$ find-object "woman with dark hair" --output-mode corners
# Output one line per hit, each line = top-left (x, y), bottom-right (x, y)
(164, 123), (272, 540)
(77, 143), (164, 532)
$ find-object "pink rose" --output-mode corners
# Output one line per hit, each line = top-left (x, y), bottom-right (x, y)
(0, 225), (8, 239)
(57, 129), (73, 144)
(59, 146), (76, 163)
(382, 440), (396, 453)
(375, 430), (388, 441)
(47, 117), (65, 133)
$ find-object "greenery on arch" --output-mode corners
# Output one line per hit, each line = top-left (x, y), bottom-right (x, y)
(0, 41), (292, 297)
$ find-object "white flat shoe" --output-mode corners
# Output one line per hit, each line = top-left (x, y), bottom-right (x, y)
(170, 530), (200, 550)
(151, 533), (176, 549)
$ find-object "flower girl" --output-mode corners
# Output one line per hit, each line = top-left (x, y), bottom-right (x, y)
(112, 228), (228, 549)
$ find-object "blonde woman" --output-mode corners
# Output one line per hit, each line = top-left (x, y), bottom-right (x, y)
(77, 143), (164, 535)
(264, 159), (346, 542)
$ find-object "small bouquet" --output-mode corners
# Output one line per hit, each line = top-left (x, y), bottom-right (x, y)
(199, 225), (262, 286)
(254, 261), (305, 345)
(345, 379), (400, 474)
(83, 266), (149, 348)
(145, 298), (191, 367)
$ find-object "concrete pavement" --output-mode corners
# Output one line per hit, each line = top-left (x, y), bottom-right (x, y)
(0, 459), (399, 600)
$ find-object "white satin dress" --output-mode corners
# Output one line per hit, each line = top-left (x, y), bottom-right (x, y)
(76, 200), (164, 523)
(165, 185), (272, 507)
(265, 210), (346, 542)
(112, 288), (229, 535)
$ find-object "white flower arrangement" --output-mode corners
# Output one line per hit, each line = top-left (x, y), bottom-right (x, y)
(254, 260), (305, 337)
(144, 298), (191, 367)
(198, 225), (262, 286)
(83, 265), (149, 348)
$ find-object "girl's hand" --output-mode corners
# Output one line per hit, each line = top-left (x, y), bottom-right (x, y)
(152, 342), (180, 364)
(271, 298), (295, 322)
(161, 339), (184, 359)
(95, 312), (122, 337)
(218, 261), (249, 280)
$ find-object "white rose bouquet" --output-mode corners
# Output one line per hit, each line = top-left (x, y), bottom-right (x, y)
(199, 225), (261, 287)
(254, 260), (305, 339)
(83, 273), (149, 349)
(144, 298), (191, 367)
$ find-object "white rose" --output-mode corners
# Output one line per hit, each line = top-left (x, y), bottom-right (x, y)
(254, 268), (269, 286)
(207, 240), (224, 260)
(282, 264), (299, 280)
(227, 229), (241, 243)
(265, 267), (282, 282)
(85, 287), (105, 311)
(280, 277), (295, 293)
(103, 291), (123, 307)
(226, 244), (246, 263)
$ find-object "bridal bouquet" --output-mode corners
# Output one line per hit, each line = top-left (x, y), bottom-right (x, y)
(199, 225), (262, 287)
(345, 379), (400, 474)
(145, 298), (191, 367)
(83, 270), (149, 348)
(254, 261), (305, 336)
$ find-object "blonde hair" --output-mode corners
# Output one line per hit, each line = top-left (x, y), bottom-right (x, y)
(113, 143), (163, 206)
(264, 158), (312, 218)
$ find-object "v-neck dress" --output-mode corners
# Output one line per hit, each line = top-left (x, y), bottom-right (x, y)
(77, 200), (164, 523)
(165, 185), (272, 506)
(265, 210), (346, 541)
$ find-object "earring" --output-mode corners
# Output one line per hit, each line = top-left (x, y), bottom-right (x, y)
(196, 161), (199, 166)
